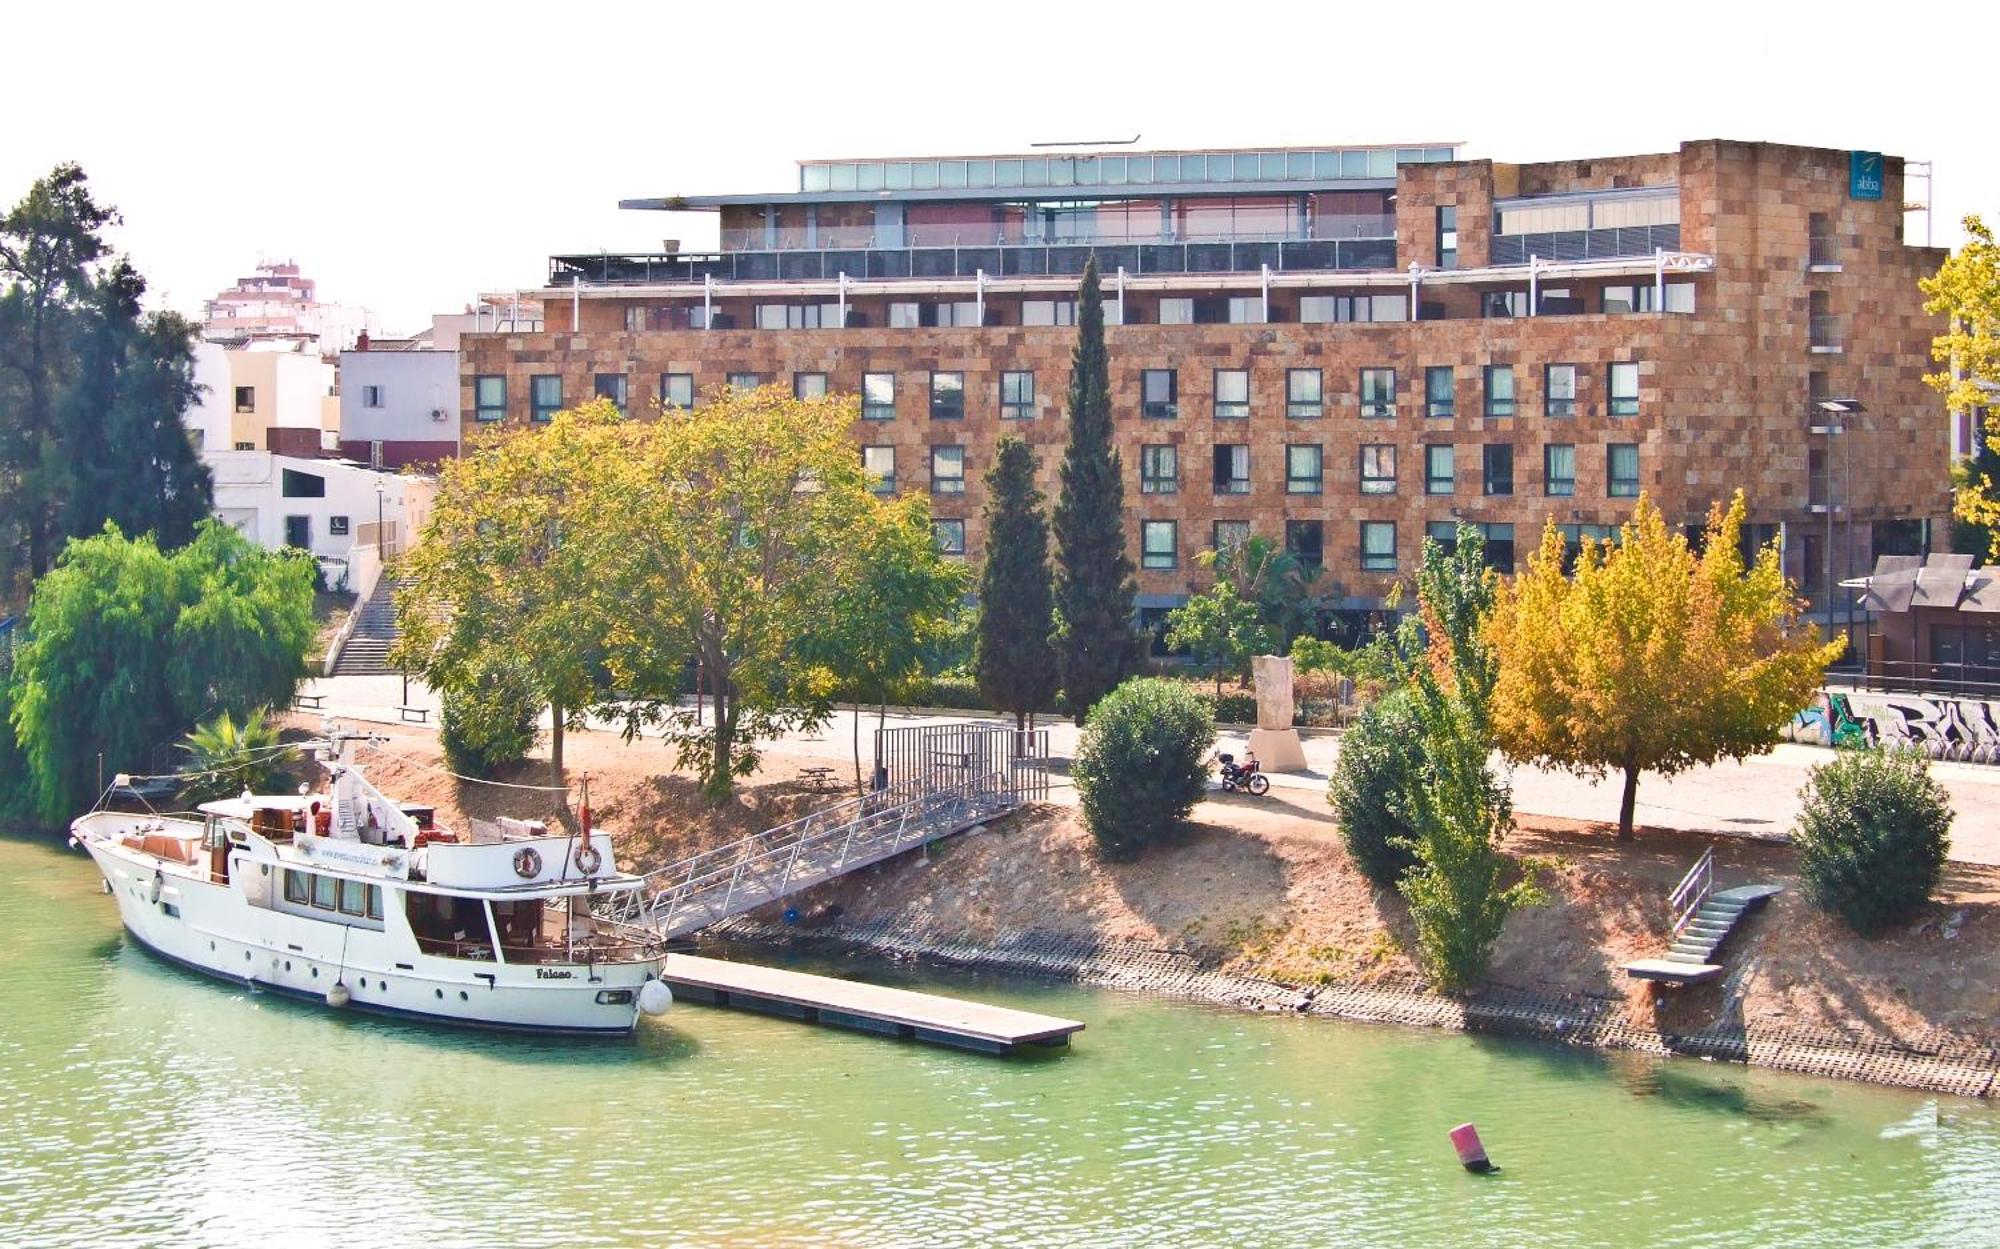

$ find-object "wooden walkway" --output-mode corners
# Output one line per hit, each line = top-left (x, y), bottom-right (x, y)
(661, 954), (1084, 1055)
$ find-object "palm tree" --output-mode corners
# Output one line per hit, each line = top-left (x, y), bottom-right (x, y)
(178, 709), (298, 804)
(1198, 535), (1339, 649)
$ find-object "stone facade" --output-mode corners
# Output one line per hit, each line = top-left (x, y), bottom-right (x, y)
(462, 140), (1950, 627)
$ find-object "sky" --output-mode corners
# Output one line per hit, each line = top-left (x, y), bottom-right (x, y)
(9, 0), (1996, 333)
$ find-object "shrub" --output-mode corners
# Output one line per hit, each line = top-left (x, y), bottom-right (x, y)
(1210, 690), (1258, 724)
(440, 657), (542, 778)
(1073, 677), (1216, 860)
(924, 677), (989, 711)
(1328, 689), (1423, 885)
(179, 709), (297, 804)
(1794, 747), (1953, 936)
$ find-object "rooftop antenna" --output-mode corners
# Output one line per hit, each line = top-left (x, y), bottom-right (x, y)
(1029, 134), (1141, 148)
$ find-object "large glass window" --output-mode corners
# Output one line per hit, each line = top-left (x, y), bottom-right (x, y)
(1360, 368), (1396, 419)
(1609, 362), (1640, 416)
(1482, 290), (1530, 319)
(1425, 444), (1455, 495)
(530, 374), (562, 423)
(284, 869), (309, 905)
(1140, 445), (1179, 494)
(1425, 367), (1455, 419)
(660, 373), (694, 410)
(473, 375), (506, 422)
(594, 373), (627, 412)
(1484, 366), (1516, 418)
(1022, 299), (1075, 326)
(929, 372), (965, 420)
(1544, 444), (1576, 497)
(1158, 298), (1194, 325)
(1299, 294), (1407, 324)
(861, 372), (896, 420)
(1483, 443), (1514, 496)
(1000, 370), (1034, 419)
(1360, 521), (1397, 571)
(1214, 369), (1249, 419)
(339, 878), (367, 917)
(1213, 444), (1250, 494)
(930, 445), (965, 494)
(1142, 369), (1178, 419)
(1545, 365), (1577, 418)
(1286, 369), (1323, 419)
(1228, 296), (1264, 325)
(1213, 520), (1251, 554)
(1286, 444), (1323, 494)
(1141, 521), (1178, 570)
(934, 519), (966, 556)
(862, 445), (895, 495)
(1360, 444), (1396, 495)
(1609, 443), (1640, 497)
(793, 372), (828, 400)
(281, 469), (325, 498)
(1286, 520), (1324, 569)
(1437, 205), (1458, 269)
(312, 873), (337, 910)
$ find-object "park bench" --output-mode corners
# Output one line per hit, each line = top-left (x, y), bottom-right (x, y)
(292, 692), (326, 711)
(398, 704), (432, 724)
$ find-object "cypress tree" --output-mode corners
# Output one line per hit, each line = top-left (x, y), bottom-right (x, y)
(1052, 255), (1137, 723)
(974, 437), (1058, 730)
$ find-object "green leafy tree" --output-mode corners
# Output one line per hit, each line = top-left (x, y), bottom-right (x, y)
(8, 522), (313, 823)
(438, 654), (543, 779)
(1794, 747), (1953, 936)
(974, 437), (1059, 730)
(1165, 580), (1271, 695)
(1073, 677), (1216, 860)
(1199, 534), (1335, 648)
(1052, 256), (1137, 723)
(178, 708), (296, 805)
(1923, 215), (2000, 560)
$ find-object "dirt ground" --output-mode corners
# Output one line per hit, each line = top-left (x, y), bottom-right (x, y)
(286, 713), (2000, 1053)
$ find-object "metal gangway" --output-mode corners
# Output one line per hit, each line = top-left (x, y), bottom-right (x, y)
(601, 722), (1049, 940)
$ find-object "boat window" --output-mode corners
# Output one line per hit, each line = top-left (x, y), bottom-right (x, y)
(312, 873), (337, 909)
(338, 878), (367, 916)
(366, 885), (383, 921)
(284, 869), (310, 905)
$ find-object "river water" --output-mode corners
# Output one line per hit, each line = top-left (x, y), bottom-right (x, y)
(4, 833), (1998, 1248)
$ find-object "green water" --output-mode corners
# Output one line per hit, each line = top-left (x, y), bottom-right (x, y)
(4, 835), (1998, 1249)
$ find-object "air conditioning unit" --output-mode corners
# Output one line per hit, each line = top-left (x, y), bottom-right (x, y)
(429, 409), (447, 422)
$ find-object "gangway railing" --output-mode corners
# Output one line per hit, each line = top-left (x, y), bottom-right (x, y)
(603, 723), (1047, 940)
(1668, 846), (1716, 939)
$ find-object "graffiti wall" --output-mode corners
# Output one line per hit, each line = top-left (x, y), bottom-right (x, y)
(1789, 689), (2000, 763)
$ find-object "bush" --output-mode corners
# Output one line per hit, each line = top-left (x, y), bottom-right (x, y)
(1073, 677), (1216, 860)
(440, 658), (542, 778)
(1794, 747), (1953, 935)
(924, 677), (989, 711)
(1328, 689), (1423, 885)
(1210, 691), (1258, 724)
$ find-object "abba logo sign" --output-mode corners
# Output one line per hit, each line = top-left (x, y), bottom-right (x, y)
(1849, 151), (1883, 201)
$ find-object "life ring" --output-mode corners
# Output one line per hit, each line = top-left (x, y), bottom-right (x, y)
(574, 844), (603, 876)
(512, 847), (543, 879)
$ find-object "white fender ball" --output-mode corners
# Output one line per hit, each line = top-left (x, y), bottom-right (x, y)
(326, 983), (352, 1009)
(637, 979), (673, 1017)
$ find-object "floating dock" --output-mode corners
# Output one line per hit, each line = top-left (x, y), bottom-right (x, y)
(661, 954), (1084, 1055)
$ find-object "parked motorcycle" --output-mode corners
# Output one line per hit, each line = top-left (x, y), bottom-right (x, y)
(1216, 752), (1271, 796)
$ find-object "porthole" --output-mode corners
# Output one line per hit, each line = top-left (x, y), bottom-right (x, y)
(358, 977), (367, 989)
(310, 968), (319, 979)
(284, 960), (292, 971)
(244, 951), (252, 962)
(434, 989), (443, 1000)
(209, 941), (216, 951)
(458, 991), (468, 1002)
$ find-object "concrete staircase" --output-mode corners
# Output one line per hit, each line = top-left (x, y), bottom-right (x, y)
(1626, 848), (1782, 985)
(332, 577), (408, 677)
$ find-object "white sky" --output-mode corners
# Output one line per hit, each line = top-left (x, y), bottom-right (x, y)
(9, 0), (1994, 333)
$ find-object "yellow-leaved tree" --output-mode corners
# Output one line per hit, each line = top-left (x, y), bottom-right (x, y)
(1921, 214), (2000, 559)
(1487, 492), (1844, 840)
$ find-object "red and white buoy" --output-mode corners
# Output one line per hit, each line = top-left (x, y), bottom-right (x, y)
(1449, 1122), (1497, 1173)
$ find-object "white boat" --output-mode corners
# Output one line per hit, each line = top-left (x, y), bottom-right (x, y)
(70, 727), (672, 1034)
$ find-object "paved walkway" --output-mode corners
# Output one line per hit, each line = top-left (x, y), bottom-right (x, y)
(295, 676), (2000, 865)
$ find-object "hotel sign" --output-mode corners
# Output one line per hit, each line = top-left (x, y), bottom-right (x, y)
(1849, 151), (1883, 201)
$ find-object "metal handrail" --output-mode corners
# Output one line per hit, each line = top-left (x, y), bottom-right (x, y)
(1668, 846), (1715, 938)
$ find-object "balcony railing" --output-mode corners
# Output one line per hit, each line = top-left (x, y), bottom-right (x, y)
(1488, 223), (1681, 265)
(716, 216), (1396, 255)
(550, 236), (1399, 287)
(1808, 235), (1838, 267)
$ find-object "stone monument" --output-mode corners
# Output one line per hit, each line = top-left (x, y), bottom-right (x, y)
(1247, 654), (1308, 772)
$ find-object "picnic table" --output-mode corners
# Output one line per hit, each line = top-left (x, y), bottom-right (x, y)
(800, 766), (836, 791)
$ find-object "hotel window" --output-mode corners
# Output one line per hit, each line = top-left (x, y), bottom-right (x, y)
(930, 371), (965, 420)
(329, 516), (350, 536)
(1286, 444), (1323, 494)
(862, 445), (895, 495)
(1603, 283), (1694, 314)
(934, 519), (966, 557)
(624, 305), (647, 332)
(1481, 523), (1517, 573)
(234, 386), (255, 413)
(1299, 294), (1407, 324)
(1141, 521), (1178, 570)
(1228, 296), (1264, 324)
(1360, 368), (1396, 418)
(755, 303), (840, 330)
(1609, 443), (1640, 497)
(930, 445), (966, 494)
(1158, 298), (1194, 325)
(1140, 445), (1179, 494)
(1213, 519), (1251, 554)
(1360, 444), (1396, 495)
(889, 302), (921, 329)
(1425, 367), (1455, 419)
(1214, 369), (1250, 419)
(726, 372), (763, 390)
(362, 384), (384, 408)
(1000, 370), (1035, 419)
(1286, 519), (1324, 569)
(594, 373), (628, 412)
(1360, 521), (1397, 572)
(1437, 205), (1458, 269)
(1021, 299), (1075, 327)
(1483, 365), (1516, 417)
(1286, 369), (1323, 419)
(1483, 443), (1514, 496)
(1544, 443), (1576, 497)
(1142, 369), (1178, 418)
(1545, 365), (1577, 417)
(531, 375), (562, 422)
(1425, 444), (1455, 495)
(1213, 444), (1250, 495)
(861, 372), (896, 420)
(473, 375), (505, 422)
(1482, 290), (1530, 318)
(1608, 362), (1640, 416)
(686, 306), (713, 330)
(793, 372), (828, 400)
(660, 372), (694, 410)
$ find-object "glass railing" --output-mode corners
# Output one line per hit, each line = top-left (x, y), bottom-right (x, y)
(718, 216), (1397, 253)
(1489, 223), (1682, 265)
